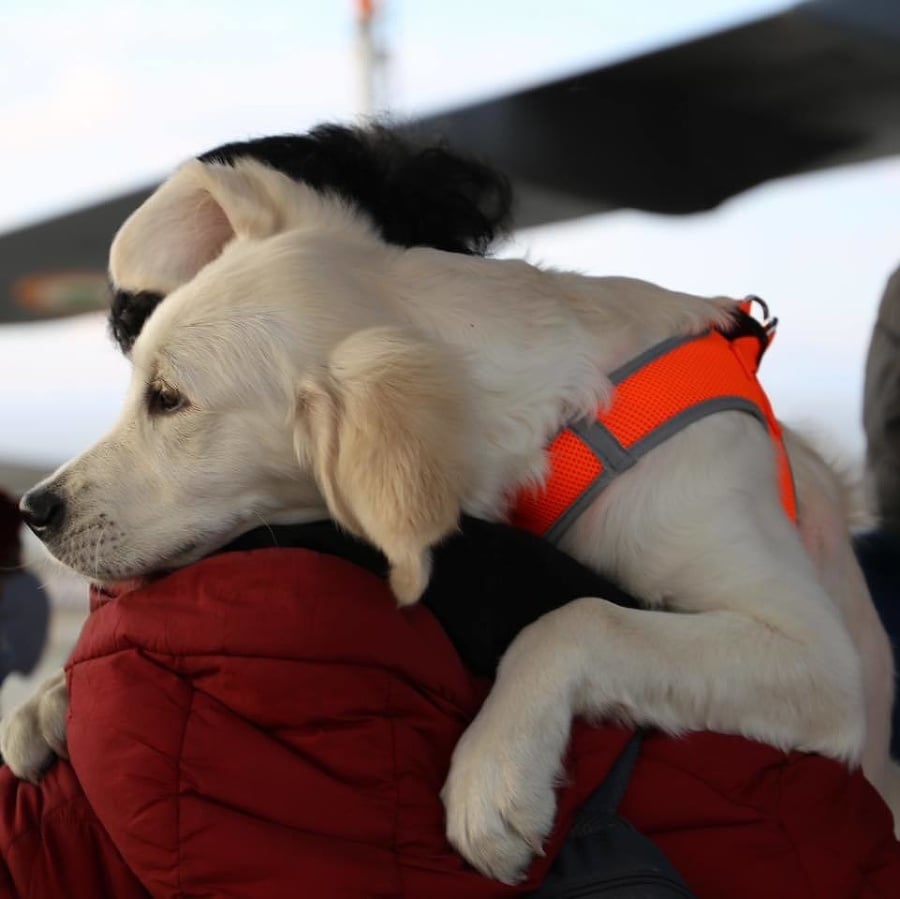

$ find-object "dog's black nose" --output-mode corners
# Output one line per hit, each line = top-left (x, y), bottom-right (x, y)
(19, 488), (65, 537)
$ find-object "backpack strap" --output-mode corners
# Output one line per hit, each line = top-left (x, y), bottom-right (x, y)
(529, 730), (697, 897)
(569, 730), (644, 836)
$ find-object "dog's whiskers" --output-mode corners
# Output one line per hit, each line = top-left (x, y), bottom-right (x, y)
(91, 520), (110, 580)
(252, 511), (279, 547)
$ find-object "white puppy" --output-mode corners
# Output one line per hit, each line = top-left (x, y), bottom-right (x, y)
(5, 155), (896, 883)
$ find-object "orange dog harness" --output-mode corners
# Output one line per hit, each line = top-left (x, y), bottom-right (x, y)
(511, 298), (797, 542)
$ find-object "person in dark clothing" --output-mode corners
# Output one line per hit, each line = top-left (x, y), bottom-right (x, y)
(856, 265), (900, 756)
(0, 494), (19, 575)
(0, 491), (49, 690)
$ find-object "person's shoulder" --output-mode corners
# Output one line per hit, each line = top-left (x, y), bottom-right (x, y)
(72, 545), (479, 708)
(877, 266), (900, 334)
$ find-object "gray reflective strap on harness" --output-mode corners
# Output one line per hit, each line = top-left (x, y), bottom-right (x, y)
(543, 332), (769, 546)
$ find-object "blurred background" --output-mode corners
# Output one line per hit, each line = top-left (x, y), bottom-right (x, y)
(1, 0), (899, 708)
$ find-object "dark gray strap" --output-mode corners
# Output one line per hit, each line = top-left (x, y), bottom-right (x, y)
(569, 730), (645, 837)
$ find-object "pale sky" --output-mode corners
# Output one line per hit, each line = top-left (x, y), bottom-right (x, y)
(1, 0), (897, 474)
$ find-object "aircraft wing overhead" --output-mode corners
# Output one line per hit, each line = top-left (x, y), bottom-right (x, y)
(0, 187), (153, 325)
(408, 0), (900, 227)
(1, 0), (900, 324)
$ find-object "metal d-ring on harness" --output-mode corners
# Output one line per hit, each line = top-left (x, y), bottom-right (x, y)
(511, 295), (798, 542)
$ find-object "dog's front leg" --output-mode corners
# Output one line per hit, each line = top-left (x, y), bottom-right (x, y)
(0, 669), (69, 783)
(443, 595), (865, 884)
(441, 613), (582, 884)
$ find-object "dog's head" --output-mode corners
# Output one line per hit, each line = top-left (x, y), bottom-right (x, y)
(108, 123), (511, 354)
(23, 160), (474, 605)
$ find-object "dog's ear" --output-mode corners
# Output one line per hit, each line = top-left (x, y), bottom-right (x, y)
(109, 160), (290, 296)
(109, 159), (308, 297)
(295, 327), (471, 606)
(108, 158), (371, 355)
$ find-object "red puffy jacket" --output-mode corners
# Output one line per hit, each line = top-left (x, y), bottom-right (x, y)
(0, 537), (898, 898)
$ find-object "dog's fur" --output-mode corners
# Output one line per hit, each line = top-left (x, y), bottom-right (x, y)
(5, 137), (898, 883)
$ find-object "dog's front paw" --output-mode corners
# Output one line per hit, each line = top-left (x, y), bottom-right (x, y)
(0, 671), (69, 784)
(442, 695), (568, 884)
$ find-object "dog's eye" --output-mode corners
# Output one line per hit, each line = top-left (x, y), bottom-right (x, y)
(147, 381), (188, 416)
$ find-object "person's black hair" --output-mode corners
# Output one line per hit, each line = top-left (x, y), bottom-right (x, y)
(199, 123), (512, 256)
